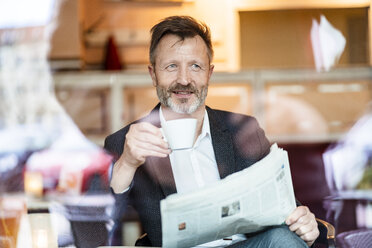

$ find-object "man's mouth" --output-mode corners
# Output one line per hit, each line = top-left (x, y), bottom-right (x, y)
(172, 90), (194, 95)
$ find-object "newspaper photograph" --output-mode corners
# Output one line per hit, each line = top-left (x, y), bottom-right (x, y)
(160, 144), (297, 248)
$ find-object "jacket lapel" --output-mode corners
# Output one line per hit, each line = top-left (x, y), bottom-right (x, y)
(207, 107), (236, 179)
(147, 156), (177, 196)
(143, 104), (177, 197)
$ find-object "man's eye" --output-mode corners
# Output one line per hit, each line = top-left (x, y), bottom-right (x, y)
(166, 64), (177, 71)
(191, 64), (201, 70)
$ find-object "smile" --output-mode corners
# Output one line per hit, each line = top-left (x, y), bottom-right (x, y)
(172, 90), (194, 95)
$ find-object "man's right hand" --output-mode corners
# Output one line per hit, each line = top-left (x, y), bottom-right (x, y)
(110, 122), (170, 193)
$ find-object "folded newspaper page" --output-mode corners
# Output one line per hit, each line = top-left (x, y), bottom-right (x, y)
(160, 144), (296, 248)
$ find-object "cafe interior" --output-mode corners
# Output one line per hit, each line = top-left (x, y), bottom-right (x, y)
(1, 0), (372, 247)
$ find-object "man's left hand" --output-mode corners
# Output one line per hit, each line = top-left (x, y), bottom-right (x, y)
(286, 206), (319, 246)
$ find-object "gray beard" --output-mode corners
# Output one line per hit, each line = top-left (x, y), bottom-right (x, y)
(156, 84), (208, 114)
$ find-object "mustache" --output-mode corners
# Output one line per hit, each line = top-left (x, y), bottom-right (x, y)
(167, 83), (197, 93)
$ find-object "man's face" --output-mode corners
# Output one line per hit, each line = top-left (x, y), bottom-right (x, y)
(149, 34), (214, 114)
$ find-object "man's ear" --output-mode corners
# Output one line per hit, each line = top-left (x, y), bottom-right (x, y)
(148, 65), (157, 87)
(208, 64), (214, 80)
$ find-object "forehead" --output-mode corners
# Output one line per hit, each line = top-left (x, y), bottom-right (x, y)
(154, 34), (209, 63)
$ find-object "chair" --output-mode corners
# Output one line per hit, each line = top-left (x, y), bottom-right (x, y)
(336, 228), (372, 248)
(70, 220), (108, 248)
(134, 218), (336, 247)
(51, 194), (114, 248)
(315, 218), (336, 248)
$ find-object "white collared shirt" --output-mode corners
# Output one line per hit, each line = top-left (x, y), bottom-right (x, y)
(159, 107), (246, 247)
(159, 107), (220, 194)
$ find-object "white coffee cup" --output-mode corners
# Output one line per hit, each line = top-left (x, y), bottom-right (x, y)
(161, 118), (197, 150)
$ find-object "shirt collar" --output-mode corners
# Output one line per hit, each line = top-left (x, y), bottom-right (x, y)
(200, 110), (211, 138)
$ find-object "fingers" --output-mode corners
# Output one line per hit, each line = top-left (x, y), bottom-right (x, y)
(129, 122), (170, 151)
(126, 139), (169, 161)
(286, 206), (319, 246)
(131, 123), (168, 146)
(122, 122), (171, 168)
(287, 207), (311, 231)
(300, 228), (319, 247)
(135, 126), (168, 149)
(286, 206), (309, 225)
(291, 216), (317, 237)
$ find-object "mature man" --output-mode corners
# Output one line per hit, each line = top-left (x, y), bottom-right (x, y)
(104, 16), (319, 247)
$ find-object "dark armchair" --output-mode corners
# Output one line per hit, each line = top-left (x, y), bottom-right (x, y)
(315, 218), (336, 248)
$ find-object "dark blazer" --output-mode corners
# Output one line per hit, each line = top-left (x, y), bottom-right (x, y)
(104, 104), (271, 247)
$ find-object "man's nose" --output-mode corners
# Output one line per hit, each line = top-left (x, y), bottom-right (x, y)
(177, 67), (190, 85)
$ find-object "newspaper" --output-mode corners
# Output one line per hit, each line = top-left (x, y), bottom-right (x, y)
(160, 144), (297, 248)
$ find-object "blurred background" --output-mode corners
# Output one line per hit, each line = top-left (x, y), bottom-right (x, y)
(1, 0), (372, 247)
